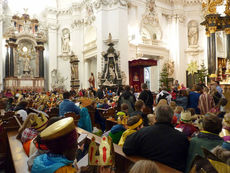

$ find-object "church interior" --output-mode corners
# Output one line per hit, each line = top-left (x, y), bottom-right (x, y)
(1, 0), (230, 173)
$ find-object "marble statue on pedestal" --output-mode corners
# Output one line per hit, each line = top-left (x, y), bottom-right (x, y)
(61, 28), (71, 54)
(188, 21), (199, 47)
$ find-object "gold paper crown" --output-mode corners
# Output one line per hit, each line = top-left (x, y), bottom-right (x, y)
(30, 113), (48, 132)
(40, 117), (75, 140)
(117, 115), (128, 125)
(88, 136), (115, 166)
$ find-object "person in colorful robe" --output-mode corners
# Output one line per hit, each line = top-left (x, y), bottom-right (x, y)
(31, 117), (78, 173)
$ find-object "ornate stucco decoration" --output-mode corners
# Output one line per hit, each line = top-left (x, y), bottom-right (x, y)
(142, 0), (158, 24)
(47, 23), (59, 31)
(140, 0), (163, 45)
(4, 13), (47, 43)
(71, 19), (84, 29)
(85, 2), (96, 25)
(183, 0), (202, 5)
(72, 1), (96, 28)
(94, 0), (128, 9)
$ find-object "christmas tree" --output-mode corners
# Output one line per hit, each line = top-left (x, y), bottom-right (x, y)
(159, 63), (169, 90)
(196, 62), (208, 84)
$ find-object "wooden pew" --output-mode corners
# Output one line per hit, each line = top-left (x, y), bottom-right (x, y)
(64, 112), (80, 126)
(6, 127), (182, 173)
(106, 118), (118, 131)
(1, 111), (15, 121)
(7, 130), (29, 173)
(97, 107), (116, 119)
(47, 107), (59, 118)
(77, 127), (182, 173)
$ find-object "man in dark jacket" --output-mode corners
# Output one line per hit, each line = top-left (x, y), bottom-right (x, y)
(96, 86), (104, 99)
(139, 83), (153, 113)
(123, 105), (189, 172)
(118, 85), (136, 114)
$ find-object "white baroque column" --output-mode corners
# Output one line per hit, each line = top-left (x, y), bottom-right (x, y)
(84, 61), (89, 88)
(94, 1), (129, 85)
(0, 1), (3, 91)
(47, 23), (58, 90)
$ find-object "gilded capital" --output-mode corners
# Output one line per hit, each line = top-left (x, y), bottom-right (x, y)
(209, 26), (217, 33)
(225, 0), (230, 16)
(225, 27), (230, 34)
(206, 30), (210, 37)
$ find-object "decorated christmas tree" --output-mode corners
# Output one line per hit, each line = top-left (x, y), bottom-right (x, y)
(196, 62), (208, 84)
(159, 63), (169, 89)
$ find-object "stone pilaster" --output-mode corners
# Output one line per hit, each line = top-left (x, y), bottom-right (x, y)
(47, 22), (58, 90)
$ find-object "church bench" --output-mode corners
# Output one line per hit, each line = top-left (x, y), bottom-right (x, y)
(47, 107), (59, 117)
(7, 130), (29, 173)
(76, 127), (182, 173)
(64, 112), (80, 126)
(2, 115), (23, 131)
(97, 107), (116, 119)
(1, 111), (15, 121)
(105, 118), (118, 131)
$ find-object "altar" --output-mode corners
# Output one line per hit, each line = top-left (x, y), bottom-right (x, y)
(4, 77), (44, 91)
(3, 12), (46, 91)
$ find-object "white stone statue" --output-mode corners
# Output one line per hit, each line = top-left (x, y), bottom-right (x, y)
(188, 21), (199, 47)
(51, 69), (67, 89)
(121, 71), (126, 85)
(98, 72), (101, 85)
(71, 64), (78, 80)
(22, 56), (31, 75)
(61, 28), (71, 54)
(109, 66), (116, 81)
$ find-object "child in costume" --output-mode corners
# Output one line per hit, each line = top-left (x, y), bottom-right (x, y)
(78, 136), (115, 173)
(114, 103), (129, 120)
(118, 115), (143, 146)
(18, 112), (48, 156)
(175, 111), (198, 138)
(31, 117), (78, 173)
(108, 115), (128, 144)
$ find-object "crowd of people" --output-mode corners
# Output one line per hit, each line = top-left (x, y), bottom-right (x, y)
(0, 80), (230, 173)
